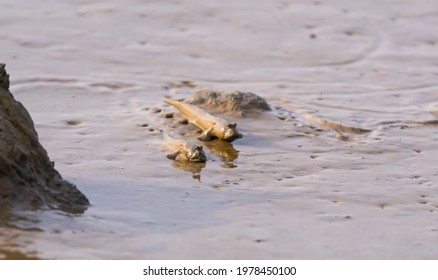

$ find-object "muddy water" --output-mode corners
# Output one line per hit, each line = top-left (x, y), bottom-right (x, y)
(1, 0), (438, 259)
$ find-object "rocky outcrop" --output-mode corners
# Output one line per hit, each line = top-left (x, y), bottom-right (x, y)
(0, 64), (89, 213)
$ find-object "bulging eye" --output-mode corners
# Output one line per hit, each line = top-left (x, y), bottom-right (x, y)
(226, 123), (237, 129)
(195, 145), (203, 151)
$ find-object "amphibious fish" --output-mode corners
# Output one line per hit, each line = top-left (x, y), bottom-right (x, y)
(163, 99), (242, 142)
(164, 133), (206, 162)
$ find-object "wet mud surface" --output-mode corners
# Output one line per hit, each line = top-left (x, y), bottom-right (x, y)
(1, 0), (438, 259)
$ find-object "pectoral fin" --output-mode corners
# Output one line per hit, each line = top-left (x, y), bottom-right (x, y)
(197, 127), (216, 141)
(166, 150), (180, 160)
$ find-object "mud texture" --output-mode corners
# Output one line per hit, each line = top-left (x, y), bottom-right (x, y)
(2, 0), (438, 260)
(0, 64), (89, 213)
(186, 90), (271, 114)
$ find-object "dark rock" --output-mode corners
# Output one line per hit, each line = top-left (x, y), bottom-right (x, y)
(0, 64), (89, 213)
(178, 119), (189, 125)
(164, 112), (174, 119)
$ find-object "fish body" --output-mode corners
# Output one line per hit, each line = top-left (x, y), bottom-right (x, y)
(163, 99), (242, 142)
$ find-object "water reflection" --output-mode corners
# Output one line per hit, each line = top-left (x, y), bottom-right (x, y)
(0, 208), (40, 260)
(171, 161), (206, 181)
(204, 140), (239, 162)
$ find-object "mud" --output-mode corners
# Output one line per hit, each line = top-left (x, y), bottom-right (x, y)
(1, 0), (437, 259)
(186, 90), (271, 114)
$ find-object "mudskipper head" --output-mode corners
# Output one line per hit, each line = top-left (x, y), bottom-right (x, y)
(220, 122), (242, 142)
(183, 143), (207, 163)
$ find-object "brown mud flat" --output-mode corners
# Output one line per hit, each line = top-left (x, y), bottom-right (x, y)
(1, 0), (438, 259)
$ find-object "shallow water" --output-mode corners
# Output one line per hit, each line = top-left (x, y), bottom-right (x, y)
(1, 0), (438, 259)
